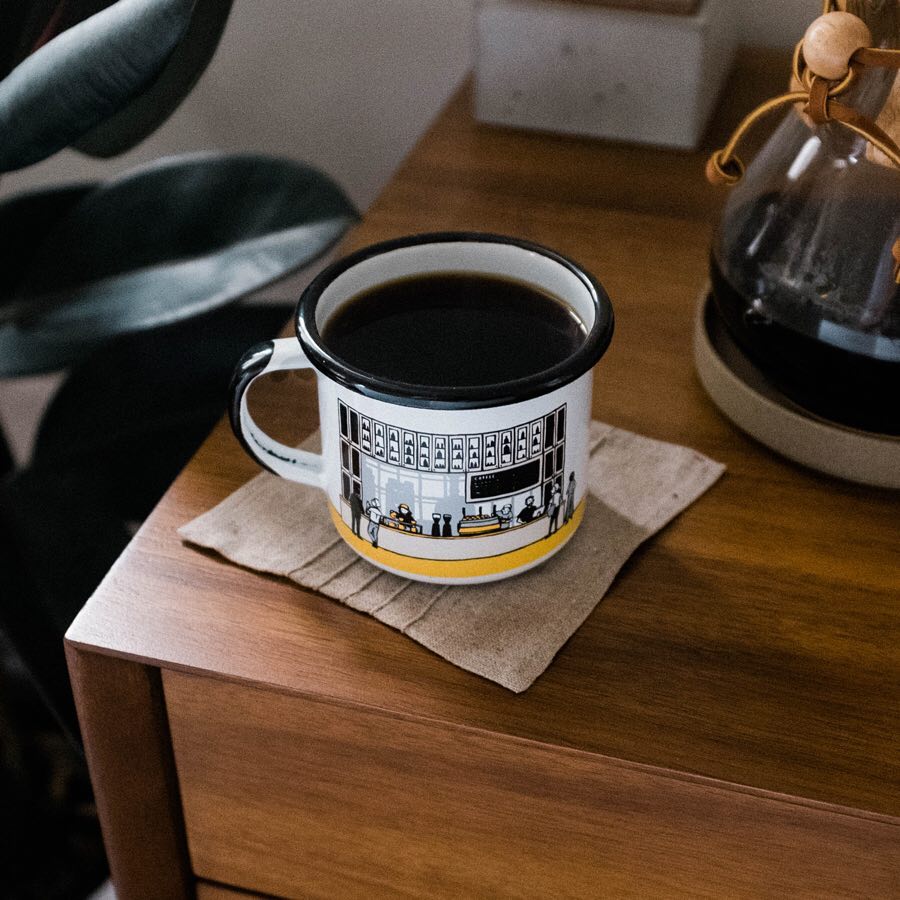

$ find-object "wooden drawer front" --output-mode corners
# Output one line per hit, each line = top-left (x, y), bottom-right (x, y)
(164, 670), (898, 899)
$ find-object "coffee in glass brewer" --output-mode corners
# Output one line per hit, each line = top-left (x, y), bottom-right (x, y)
(707, 1), (900, 435)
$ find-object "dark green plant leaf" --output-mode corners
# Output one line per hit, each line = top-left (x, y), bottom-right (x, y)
(0, 182), (95, 300)
(0, 1), (115, 79)
(32, 302), (295, 519)
(0, 152), (359, 376)
(74, 0), (232, 158)
(0, 0), (222, 158)
(0, 0), (195, 172)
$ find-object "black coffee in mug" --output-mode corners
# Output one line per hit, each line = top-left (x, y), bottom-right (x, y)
(321, 272), (587, 387)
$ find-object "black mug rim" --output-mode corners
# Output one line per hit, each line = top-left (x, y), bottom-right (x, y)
(295, 232), (614, 410)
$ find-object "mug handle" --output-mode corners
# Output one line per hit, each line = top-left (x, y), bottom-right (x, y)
(228, 338), (325, 487)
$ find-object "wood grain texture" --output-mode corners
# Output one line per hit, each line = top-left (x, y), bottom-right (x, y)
(64, 647), (193, 900)
(196, 881), (277, 899)
(166, 671), (899, 900)
(68, 50), (900, 892)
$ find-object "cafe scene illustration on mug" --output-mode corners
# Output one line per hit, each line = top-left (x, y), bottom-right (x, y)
(336, 399), (579, 561)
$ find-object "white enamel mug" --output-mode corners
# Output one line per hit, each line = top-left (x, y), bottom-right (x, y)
(229, 233), (613, 584)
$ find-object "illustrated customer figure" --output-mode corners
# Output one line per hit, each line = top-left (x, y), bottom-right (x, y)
(516, 496), (539, 524)
(547, 480), (562, 537)
(349, 490), (364, 538)
(563, 472), (576, 524)
(365, 497), (382, 548)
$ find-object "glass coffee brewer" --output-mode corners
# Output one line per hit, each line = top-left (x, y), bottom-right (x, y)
(701, 1), (899, 482)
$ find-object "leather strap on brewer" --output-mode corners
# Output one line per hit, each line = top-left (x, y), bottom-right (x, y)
(805, 73), (898, 150)
(706, 23), (900, 186)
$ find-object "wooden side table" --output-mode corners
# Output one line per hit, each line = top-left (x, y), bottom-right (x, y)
(66, 51), (900, 899)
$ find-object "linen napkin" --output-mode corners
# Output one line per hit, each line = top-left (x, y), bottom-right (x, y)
(179, 422), (724, 692)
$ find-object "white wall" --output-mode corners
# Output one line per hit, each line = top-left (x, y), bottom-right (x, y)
(1, 0), (817, 212)
(1, 1), (475, 210)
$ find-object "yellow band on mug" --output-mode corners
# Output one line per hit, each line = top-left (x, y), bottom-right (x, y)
(329, 499), (585, 580)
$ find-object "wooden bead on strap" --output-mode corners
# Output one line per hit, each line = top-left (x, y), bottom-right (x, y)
(803, 11), (873, 80)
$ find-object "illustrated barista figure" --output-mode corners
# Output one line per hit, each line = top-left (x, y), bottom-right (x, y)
(395, 503), (416, 529)
(498, 503), (513, 529)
